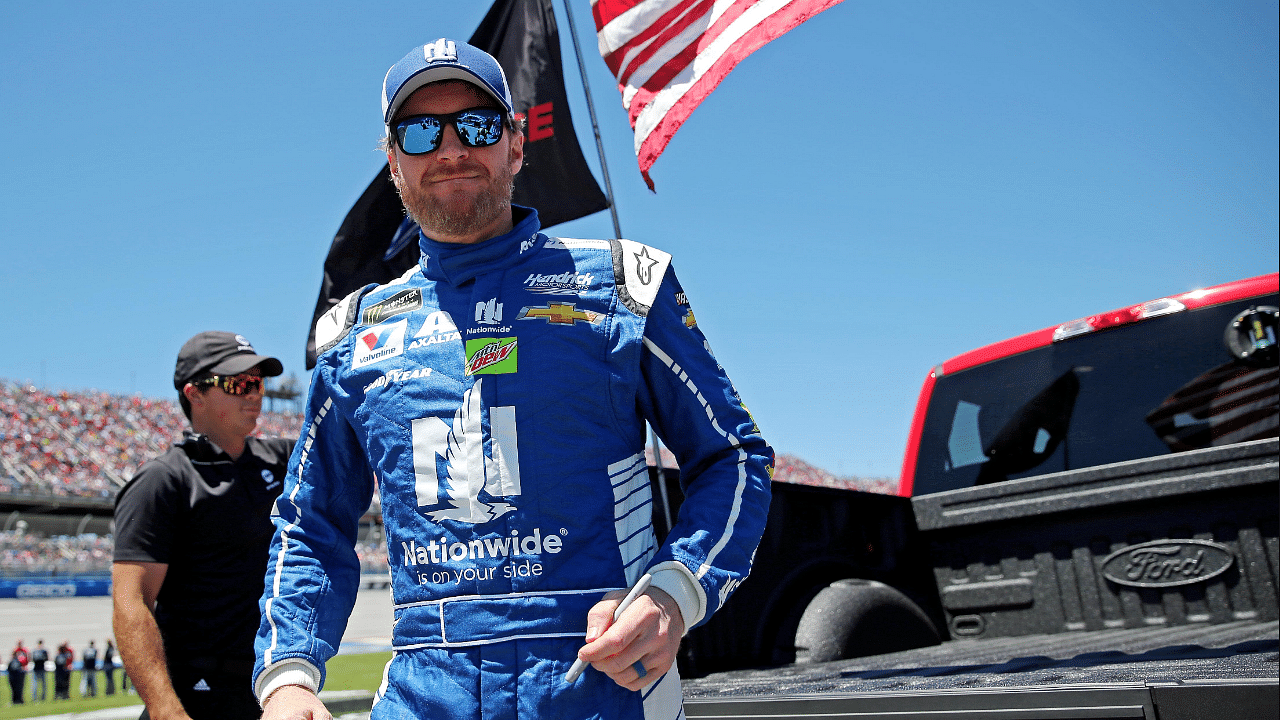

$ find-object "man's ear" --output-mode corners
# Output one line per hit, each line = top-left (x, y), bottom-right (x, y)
(182, 383), (203, 408)
(508, 130), (525, 177)
(387, 149), (400, 182)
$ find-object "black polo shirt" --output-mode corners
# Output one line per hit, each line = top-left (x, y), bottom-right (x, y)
(114, 432), (294, 662)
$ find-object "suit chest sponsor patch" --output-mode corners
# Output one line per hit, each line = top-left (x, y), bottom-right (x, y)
(352, 319), (407, 369)
(361, 288), (422, 325)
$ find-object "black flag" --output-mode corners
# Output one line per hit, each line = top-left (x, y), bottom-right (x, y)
(305, 0), (610, 368)
(471, 0), (609, 225)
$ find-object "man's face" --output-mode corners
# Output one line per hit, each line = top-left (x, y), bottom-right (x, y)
(189, 367), (263, 439)
(388, 81), (524, 244)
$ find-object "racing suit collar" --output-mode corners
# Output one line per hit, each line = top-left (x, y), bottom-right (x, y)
(417, 205), (541, 286)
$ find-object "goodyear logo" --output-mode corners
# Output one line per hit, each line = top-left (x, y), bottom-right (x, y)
(465, 337), (517, 375)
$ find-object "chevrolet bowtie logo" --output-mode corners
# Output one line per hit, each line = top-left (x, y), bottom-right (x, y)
(517, 303), (603, 325)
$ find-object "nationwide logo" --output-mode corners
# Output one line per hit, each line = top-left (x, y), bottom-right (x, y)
(475, 298), (503, 325)
(401, 528), (563, 567)
(361, 288), (422, 325)
(465, 338), (517, 375)
(261, 469), (280, 491)
(409, 311), (461, 349)
(523, 271), (596, 295)
(352, 319), (407, 369)
(411, 378), (521, 523)
(517, 303), (603, 326)
(422, 38), (457, 64)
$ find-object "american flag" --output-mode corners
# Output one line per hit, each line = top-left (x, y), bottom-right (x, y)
(594, 0), (845, 189)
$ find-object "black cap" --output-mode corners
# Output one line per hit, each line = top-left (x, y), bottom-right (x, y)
(173, 331), (283, 390)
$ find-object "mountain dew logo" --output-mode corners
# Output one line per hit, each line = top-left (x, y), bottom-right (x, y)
(465, 337), (517, 375)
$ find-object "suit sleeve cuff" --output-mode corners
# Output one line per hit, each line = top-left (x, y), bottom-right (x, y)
(647, 561), (705, 632)
(256, 659), (322, 706)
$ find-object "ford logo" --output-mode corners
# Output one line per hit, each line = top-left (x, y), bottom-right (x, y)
(1100, 539), (1234, 589)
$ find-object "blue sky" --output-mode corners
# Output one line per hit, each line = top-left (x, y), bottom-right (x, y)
(1, 1), (1276, 479)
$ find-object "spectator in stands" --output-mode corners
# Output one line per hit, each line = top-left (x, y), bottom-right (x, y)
(112, 332), (292, 720)
(103, 638), (117, 695)
(53, 642), (71, 700)
(81, 640), (98, 697)
(30, 639), (47, 702)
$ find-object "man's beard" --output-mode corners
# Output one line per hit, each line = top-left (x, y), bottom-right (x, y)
(394, 154), (516, 240)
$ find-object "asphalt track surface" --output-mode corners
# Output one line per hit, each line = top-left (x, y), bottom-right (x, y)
(0, 587), (395, 657)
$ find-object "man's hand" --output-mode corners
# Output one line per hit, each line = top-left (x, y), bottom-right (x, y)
(261, 685), (332, 720)
(575, 587), (685, 691)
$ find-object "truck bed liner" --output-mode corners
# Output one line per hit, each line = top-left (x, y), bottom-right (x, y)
(684, 620), (1276, 696)
(683, 621), (1276, 718)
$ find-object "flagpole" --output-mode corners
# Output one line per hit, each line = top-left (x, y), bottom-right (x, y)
(560, 0), (672, 532)
(560, 0), (623, 241)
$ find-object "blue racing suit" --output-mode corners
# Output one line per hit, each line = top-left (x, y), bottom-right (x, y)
(254, 207), (773, 719)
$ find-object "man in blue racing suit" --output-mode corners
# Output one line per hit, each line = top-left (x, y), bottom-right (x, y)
(255, 39), (773, 720)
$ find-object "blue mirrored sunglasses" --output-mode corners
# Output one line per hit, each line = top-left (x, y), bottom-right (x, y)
(393, 107), (506, 155)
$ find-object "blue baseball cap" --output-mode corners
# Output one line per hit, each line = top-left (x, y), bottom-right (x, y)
(382, 38), (514, 128)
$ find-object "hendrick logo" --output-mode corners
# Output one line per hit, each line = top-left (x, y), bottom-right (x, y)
(523, 270), (595, 295)
(1100, 539), (1235, 588)
(465, 338), (517, 375)
(517, 303), (602, 326)
(362, 288), (422, 325)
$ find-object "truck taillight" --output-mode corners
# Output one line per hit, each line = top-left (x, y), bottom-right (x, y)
(1052, 297), (1186, 342)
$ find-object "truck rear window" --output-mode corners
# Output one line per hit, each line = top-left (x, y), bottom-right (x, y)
(912, 294), (1278, 495)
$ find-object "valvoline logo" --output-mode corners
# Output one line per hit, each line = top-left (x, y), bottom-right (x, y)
(353, 319), (407, 369)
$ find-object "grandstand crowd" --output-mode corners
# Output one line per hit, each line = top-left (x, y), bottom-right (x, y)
(1, 380), (890, 579)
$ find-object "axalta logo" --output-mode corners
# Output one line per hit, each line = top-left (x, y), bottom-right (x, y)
(364, 367), (434, 394)
(465, 338), (517, 375)
(353, 319), (407, 369)
(409, 311), (461, 349)
(524, 271), (595, 295)
(517, 303), (602, 325)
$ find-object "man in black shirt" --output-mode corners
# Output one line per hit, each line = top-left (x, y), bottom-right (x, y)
(82, 640), (98, 697)
(30, 640), (47, 702)
(113, 331), (293, 720)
